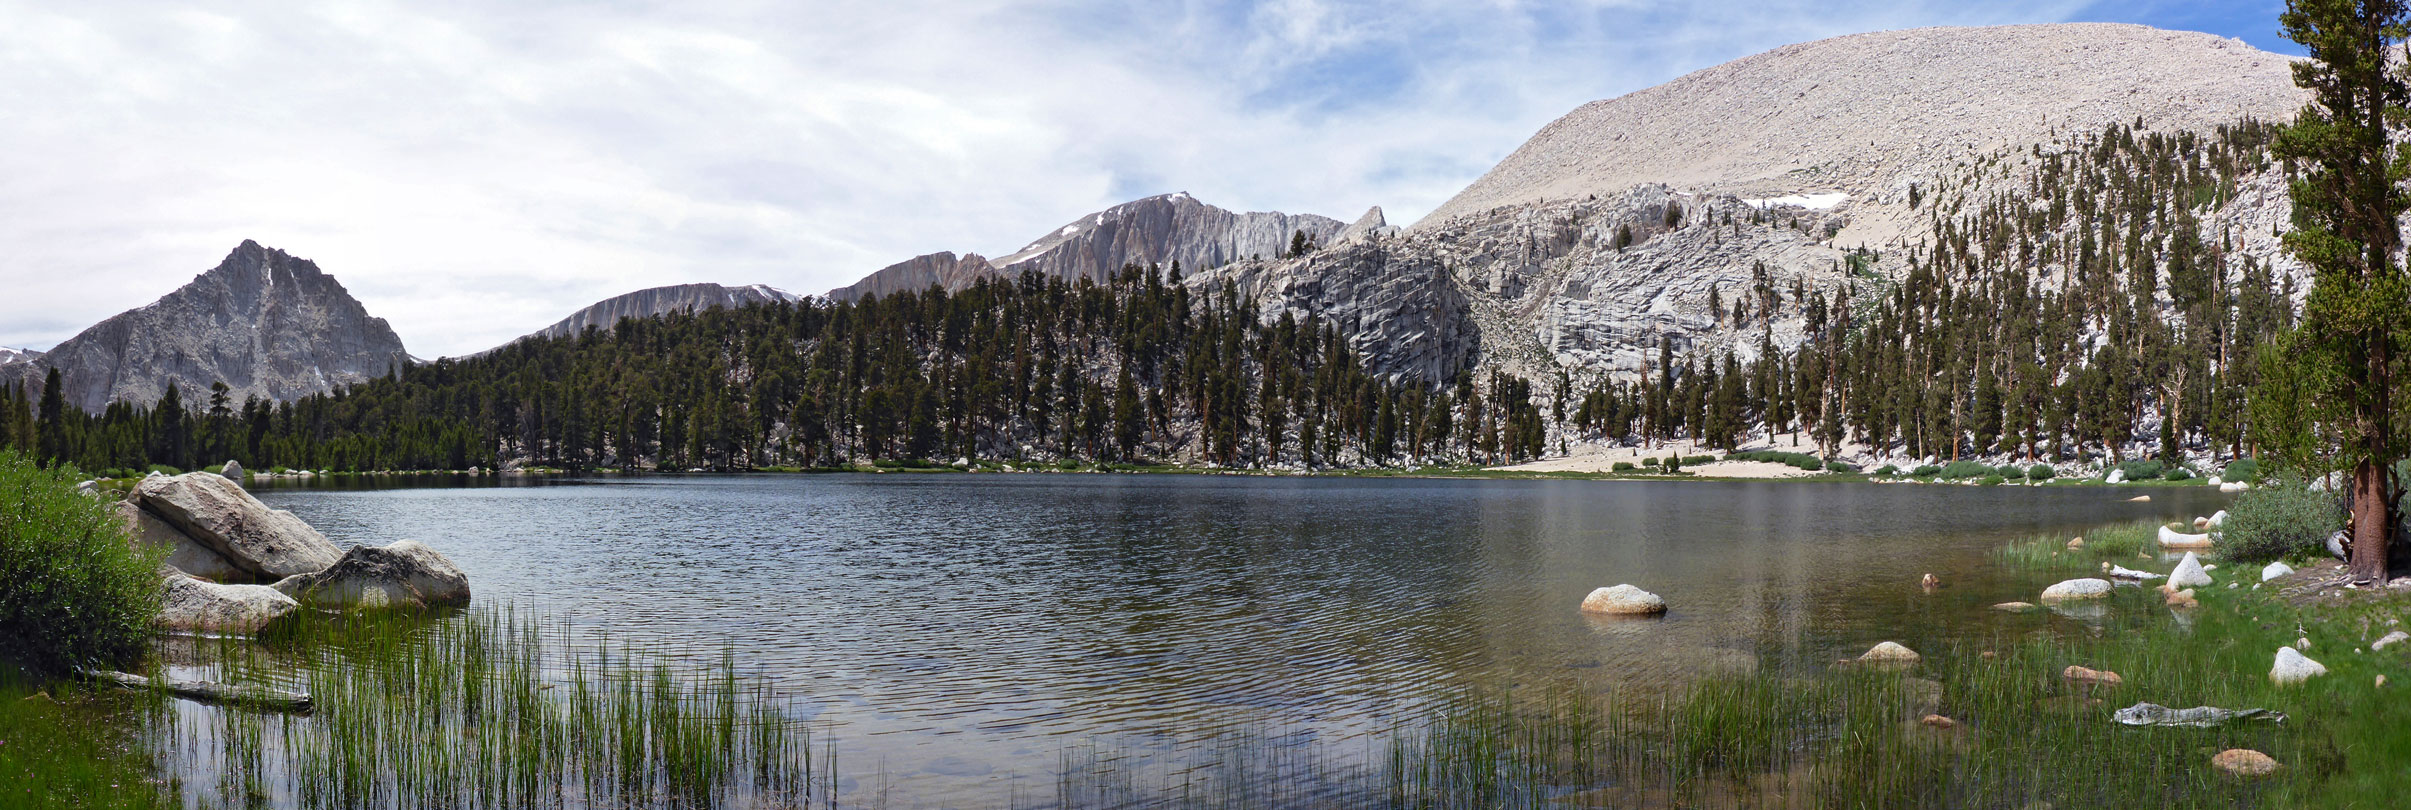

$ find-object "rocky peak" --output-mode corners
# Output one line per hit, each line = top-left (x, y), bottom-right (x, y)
(990, 192), (1346, 283)
(826, 252), (996, 303)
(498, 282), (806, 350)
(6, 242), (412, 411)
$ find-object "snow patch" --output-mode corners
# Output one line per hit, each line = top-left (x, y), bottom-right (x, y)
(1744, 192), (1849, 210)
(1059, 225), (1080, 236)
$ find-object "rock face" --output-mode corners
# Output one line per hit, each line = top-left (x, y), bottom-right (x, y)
(2040, 578), (2113, 601)
(2269, 647), (2327, 685)
(2169, 552), (2213, 589)
(1419, 24), (2300, 233)
(116, 499), (250, 582)
(158, 574), (298, 634)
(826, 252), (998, 302)
(509, 283), (802, 347)
(1578, 584), (1666, 615)
(130, 472), (342, 580)
(990, 193), (1345, 286)
(0, 347), (40, 366)
(271, 540), (471, 610)
(4, 241), (411, 412)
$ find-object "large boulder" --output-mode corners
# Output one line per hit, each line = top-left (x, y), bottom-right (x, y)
(158, 574), (298, 634)
(2040, 578), (2112, 601)
(2261, 561), (2295, 582)
(1578, 584), (1666, 615)
(271, 541), (470, 610)
(2169, 552), (2213, 589)
(115, 500), (249, 582)
(221, 459), (245, 482)
(130, 472), (340, 579)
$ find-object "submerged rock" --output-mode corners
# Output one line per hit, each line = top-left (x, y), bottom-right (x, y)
(1992, 601), (2040, 613)
(2212, 749), (2279, 777)
(2040, 578), (2112, 601)
(130, 472), (341, 579)
(158, 574), (298, 634)
(2169, 552), (2213, 589)
(1578, 584), (1666, 615)
(271, 541), (470, 611)
(1859, 641), (1921, 663)
(2269, 647), (2327, 685)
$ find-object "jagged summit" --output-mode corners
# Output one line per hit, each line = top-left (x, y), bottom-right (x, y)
(1418, 23), (2303, 240)
(5, 241), (412, 411)
(825, 192), (1345, 298)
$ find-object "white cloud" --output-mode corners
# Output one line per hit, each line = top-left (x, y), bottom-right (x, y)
(0, 0), (2102, 358)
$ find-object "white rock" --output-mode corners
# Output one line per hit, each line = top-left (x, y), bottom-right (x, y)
(1858, 641), (1921, 662)
(2220, 481), (2249, 493)
(158, 574), (298, 634)
(2207, 475), (2223, 487)
(270, 540), (472, 611)
(2105, 565), (2161, 581)
(2261, 562), (2294, 582)
(2169, 552), (2213, 589)
(2106, 469), (2126, 484)
(2040, 578), (2113, 601)
(2269, 647), (2327, 685)
(2327, 531), (2350, 560)
(1578, 584), (1667, 615)
(2209, 509), (2229, 528)
(2373, 630), (2408, 650)
(2159, 525), (2214, 549)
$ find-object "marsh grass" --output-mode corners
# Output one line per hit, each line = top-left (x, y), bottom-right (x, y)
(143, 605), (823, 810)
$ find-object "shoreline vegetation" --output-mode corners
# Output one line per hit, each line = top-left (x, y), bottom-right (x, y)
(11, 448), (2399, 807)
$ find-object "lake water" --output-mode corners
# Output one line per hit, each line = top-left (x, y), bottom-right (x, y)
(253, 473), (2229, 805)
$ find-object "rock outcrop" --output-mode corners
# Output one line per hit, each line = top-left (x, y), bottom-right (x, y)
(116, 499), (250, 582)
(5, 241), (411, 412)
(826, 252), (997, 302)
(158, 574), (298, 634)
(506, 283), (802, 348)
(129, 472), (342, 580)
(271, 540), (471, 611)
(990, 192), (1345, 286)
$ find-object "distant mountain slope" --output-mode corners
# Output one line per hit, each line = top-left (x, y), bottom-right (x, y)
(825, 192), (1345, 298)
(1418, 23), (2302, 242)
(500, 283), (804, 350)
(0, 348), (40, 367)
(826, 252), (995, 303)
(4, 240), (411, 411)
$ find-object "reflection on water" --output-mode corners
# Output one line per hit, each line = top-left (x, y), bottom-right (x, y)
(248, 474), (2228, 805)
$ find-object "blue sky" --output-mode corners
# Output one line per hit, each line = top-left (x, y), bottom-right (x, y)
(0, 0), (2308, 357)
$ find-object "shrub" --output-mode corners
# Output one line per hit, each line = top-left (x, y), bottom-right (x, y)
(1979, 475), (2006, 486)
(1612, 461), (1635, 472)
(1665, 456), (1684, 473)
(1910, 464), (1942, 477)
(2223, 458), (2260, 484)
(2164, 467), (2192, 482)
(2115, 459), (2165, 481)
(2220, 476), (2343, 563)
(1791, 457), (1823, 471)
(1642, 457), (1660, 467)
(1995, 464), (2026, 478)
(2027, 464), (2055, 481)
(1682, 455), (1715, 466)
(0, 451), (164, 673)
(1825, 460), (1858, 473)
(1939, 460), (1992, 480)
(1873, 464), (1900, 476)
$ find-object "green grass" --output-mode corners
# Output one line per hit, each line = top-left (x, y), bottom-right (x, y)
(0, 668), (172, 810)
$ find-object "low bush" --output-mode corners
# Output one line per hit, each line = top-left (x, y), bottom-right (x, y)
(2115, 459), (2165, 481)
(2027, 464), (2055, 481)
(1642, 457), (1660, 467)
(1910, 464), (1942, 477)
(1938, 460), (1992, 480)
(1824, 460), (1857, 473)
(2164, 467), (2192, 482)
(2223, 458), (2260, 483)
(1611, 461), (1635, 472)
(1872, 464), (1900, 476)
(0, 451), (164, 673)
(1682, 455), (1715, 466)
(1996, 464), (2026, 479)
(2220, 477), (2343, 563)
(1979, 475), (2006, 486)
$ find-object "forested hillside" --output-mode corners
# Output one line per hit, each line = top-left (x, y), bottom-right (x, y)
(0, 266), (1545, 473)
(1564, 119), (2313, 468)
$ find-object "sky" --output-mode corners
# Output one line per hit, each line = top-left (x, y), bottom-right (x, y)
(0, 1), (2299, 358)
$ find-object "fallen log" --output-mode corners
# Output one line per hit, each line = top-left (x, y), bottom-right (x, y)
(75, 667), (313, 713)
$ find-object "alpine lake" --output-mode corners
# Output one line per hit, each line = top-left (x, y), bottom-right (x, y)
(102, 472), (2221, 808)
